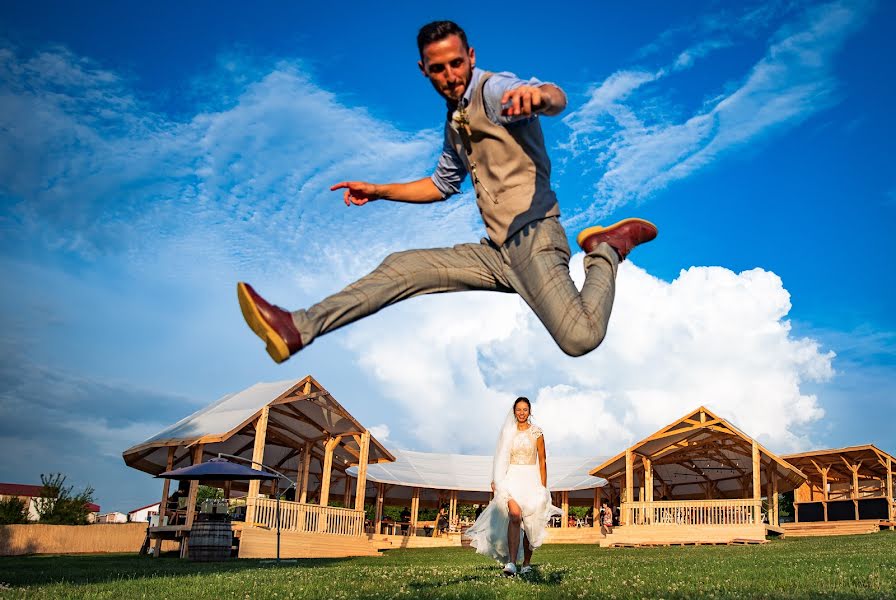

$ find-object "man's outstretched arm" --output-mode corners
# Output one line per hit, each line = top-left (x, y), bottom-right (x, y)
(330, 177), (444, 207)
(500, 83), (567, 117)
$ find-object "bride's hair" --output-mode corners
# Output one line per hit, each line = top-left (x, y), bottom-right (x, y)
(513, 396), (531, 412)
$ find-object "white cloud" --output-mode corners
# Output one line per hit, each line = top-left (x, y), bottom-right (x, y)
(562, 0), (871, 223)
(342, 255), (835, 457)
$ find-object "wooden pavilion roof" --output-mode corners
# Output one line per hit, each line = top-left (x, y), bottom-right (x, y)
(781, 445), (895, 483)
(122, 376), (394, 481)
(590, 406), (807, 498)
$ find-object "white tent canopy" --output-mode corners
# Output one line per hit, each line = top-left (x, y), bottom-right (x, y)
(123, 377), (394, 479)
(348, 450), (606, 504)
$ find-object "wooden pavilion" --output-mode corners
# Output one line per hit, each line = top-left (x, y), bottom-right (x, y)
(122, 376), (394, 558)
(589, 406), (807, 546)
(779, 445), (895, 536)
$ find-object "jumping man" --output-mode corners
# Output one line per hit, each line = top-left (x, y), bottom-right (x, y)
(237, 21), (657, 363)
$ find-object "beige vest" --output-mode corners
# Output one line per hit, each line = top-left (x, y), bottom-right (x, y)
(448, 72), (560, 245)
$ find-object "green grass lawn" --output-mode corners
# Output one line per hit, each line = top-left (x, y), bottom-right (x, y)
(1, 532), (894, 599)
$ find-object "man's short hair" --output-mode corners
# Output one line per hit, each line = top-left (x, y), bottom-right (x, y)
(417, 21), (469, 58)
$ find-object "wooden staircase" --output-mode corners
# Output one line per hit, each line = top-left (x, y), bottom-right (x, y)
(780, 520), (883, 538)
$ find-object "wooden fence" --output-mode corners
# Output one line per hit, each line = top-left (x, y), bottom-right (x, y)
(249, 498), (364, 537)
(623, 499), (762, 526)
(0, 523), (176, 555)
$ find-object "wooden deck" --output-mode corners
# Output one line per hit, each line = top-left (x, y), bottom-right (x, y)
(238, 528), (382, 559)
(597, 523), (768, 548)
(781, 519), (886, 537)
(367, 532), (465, 550)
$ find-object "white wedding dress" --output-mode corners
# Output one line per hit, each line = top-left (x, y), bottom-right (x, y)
(466, 423), (561, 562)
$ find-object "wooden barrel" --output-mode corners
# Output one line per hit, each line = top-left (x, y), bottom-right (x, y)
(188, 521), (232, 561)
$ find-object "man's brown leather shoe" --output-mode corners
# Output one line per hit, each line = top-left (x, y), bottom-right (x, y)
(237, 282), (303, 363)
(576, 218), (658, 261)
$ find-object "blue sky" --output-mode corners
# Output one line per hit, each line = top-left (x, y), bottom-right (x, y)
(1, 0), (893, 513)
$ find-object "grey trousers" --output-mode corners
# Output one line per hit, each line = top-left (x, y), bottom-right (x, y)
(291, 217), (618, 357)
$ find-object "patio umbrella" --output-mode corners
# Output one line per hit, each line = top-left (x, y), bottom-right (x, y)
(157, 456), (291, 561)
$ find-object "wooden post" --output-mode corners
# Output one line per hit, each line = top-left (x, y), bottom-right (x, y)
(624, 449), (633, 526)
(354, 430), (371, 512)
(157, 447), (176, 522)
(184, 443), (204, 531)
(245, 406), (270, 526)
(299, 441), (312, 503)
(771, 469), (779, 527)
(642, 456), (653, 524)
(593, 487), (602, 528)
(185, 444), (203, 530)
(822, 467), (829, 522)
(561, 491), (569, 528)
(374, 482), (384, 534)
(153, 446), (176, 557)
(851, 462), (861, 520)
(410, 487), (420, 536)
(752, 441), (761, 524)
(319, 436), (340, 507)
(888, 456), (894, 521)
(343, 474), (352, 507)
(449, 490), (457, 530)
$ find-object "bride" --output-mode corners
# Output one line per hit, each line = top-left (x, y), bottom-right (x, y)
(466, 396), (561, 575)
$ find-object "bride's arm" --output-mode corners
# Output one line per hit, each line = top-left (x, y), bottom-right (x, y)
(537, 436), (548, 487)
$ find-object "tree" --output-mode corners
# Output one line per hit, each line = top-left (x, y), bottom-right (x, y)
(33, 473), (95, 525)
(0, 497), (28, 525)
(196, 485), (224, 503)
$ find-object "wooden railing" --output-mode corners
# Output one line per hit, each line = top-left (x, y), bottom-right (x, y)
(248, 498), (365, 537)
(622, 499), (762, 526)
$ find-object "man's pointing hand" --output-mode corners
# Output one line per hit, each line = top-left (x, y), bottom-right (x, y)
(330, 181), (380, 206)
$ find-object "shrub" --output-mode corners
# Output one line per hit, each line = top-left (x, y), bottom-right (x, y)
(0, 496), (28, 524)
(33, 473), (95, 525)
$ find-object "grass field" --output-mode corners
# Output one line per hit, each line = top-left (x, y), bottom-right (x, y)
(1, 532), (894, 599)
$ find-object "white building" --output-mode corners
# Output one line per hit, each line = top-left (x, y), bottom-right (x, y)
(128, 502), (161, 523)
(96, 511), (128, 524)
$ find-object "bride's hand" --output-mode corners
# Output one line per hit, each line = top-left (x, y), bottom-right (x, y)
(490, 481), (496, 493)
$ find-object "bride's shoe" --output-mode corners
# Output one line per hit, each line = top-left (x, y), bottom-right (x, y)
(502, 562), (517, 576)
(519, 565), (532, 575)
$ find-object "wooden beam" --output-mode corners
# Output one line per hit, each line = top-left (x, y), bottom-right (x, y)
(561, 491), (569, 528)
(354, 430), (371, 512)
(277, 403), (332, 438)
(411, 487), (420, 535)
(245, 407), (270, 526)
(184, 444), (204, 532)
(772, 469), (779, 527)
(319, 436), (341, 507)
(298, 441), (312, 503)
(643, 456), (654, 505)
(625, 449), (633, 525)
(342, 473), (352, 507)
(267, 411), (313, 442)
(152, 446), (177, 557)
(157, 447), (175, 521)
(374, 482), (384, 533)
(449, 490), (457, 530)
